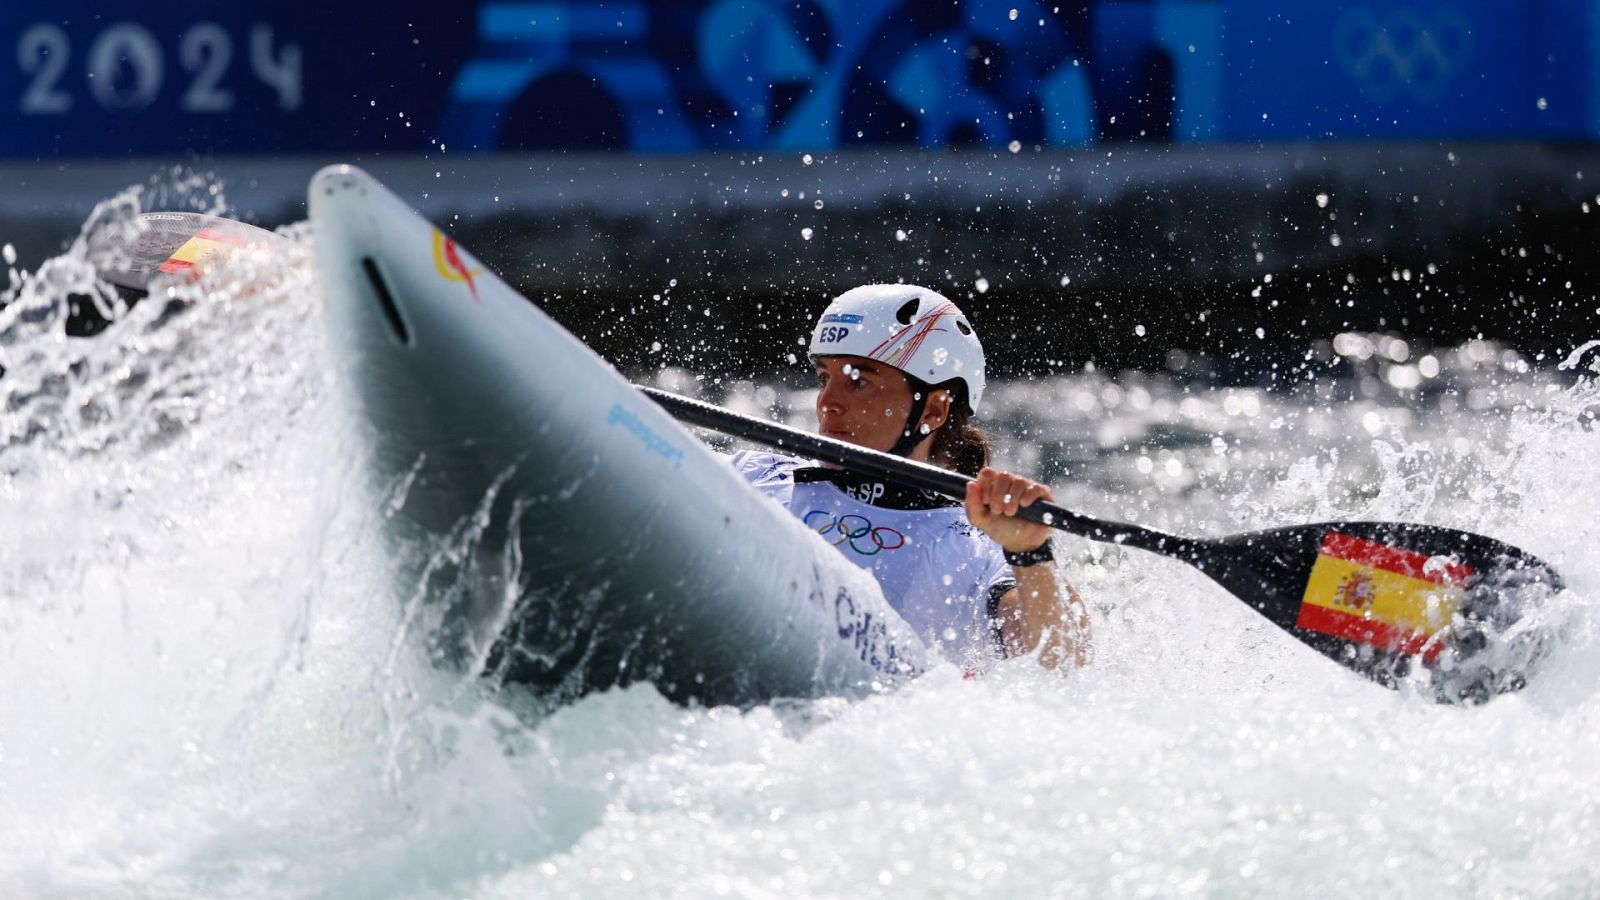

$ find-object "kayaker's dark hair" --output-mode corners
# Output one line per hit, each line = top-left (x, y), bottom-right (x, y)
(928, 384), (991, 477)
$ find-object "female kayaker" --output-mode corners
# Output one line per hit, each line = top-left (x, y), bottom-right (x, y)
(731, 284), (1090, 671)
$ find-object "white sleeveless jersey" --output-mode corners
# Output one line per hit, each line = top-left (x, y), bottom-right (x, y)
(730, 451), (1015, 666)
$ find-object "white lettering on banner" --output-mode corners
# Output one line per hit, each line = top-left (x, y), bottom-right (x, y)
(18, 24), (71, 114)
(12, 21), (303, 116)
(181, 24), (235, 113)
(87, 24), (164, 110)
(250, 25), (303, 110)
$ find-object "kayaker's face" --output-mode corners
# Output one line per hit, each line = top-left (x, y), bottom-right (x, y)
(814, 356), (917, 454)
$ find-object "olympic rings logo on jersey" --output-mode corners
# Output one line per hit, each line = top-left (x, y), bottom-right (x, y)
(804, 510), (907, 555)
(1331, 7), (1473, 104)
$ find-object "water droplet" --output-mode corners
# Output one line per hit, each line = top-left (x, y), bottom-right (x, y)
(802, 154), (814, 165)
(894, 229), (908, 241)
(800, 227), (814, 240)
(1, 244), (14, 266)
(1537, 97), (1549, 110)
(1008, 8), (1018, 19)
(975, 277), (990, 293)
(813, 199), (824, 210)
(1007, 139), (1022, 154)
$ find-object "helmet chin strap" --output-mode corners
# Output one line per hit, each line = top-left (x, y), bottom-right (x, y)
(887, 381), (934, 457)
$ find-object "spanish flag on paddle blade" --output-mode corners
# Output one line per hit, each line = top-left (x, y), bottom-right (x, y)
(1297, 532), (1472, 660)
(155, 227), (249, 276)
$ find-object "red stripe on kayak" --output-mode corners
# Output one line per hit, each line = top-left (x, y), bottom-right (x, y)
(1319, 532), (1473, 585)
(1295, 602), (1442, 661)
(157, 258), (195, 274)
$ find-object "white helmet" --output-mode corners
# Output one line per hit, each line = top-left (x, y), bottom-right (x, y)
(808, 284), (987, 414)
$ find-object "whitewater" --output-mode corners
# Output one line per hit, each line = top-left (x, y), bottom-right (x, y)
(2, 181), (1597, 898)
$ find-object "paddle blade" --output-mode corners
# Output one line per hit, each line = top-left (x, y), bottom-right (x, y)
(1192, 521), (1563, 703)
(86, 212), (286, 295)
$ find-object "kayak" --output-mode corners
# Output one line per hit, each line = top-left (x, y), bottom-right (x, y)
(308, 165), (928, 705)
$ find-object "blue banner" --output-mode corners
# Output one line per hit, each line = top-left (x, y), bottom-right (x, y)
(2, 1), (1596, 159)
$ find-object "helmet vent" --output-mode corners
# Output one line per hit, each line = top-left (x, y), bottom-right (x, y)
(895, 297), (920, 324)
(956, 319), (972, 335)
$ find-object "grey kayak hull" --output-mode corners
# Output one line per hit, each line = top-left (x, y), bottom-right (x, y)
(309, 165), (926, 705)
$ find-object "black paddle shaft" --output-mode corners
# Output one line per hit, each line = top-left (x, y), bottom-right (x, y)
(641, 386), (1206, 558)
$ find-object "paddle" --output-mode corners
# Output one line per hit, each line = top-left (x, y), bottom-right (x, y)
(86, 211), (289, 296)
(642, 386), (1565, 703)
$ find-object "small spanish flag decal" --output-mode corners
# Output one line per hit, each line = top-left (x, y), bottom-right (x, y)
(1297, 532), (1472, 660)
(156, 227), (249, 275)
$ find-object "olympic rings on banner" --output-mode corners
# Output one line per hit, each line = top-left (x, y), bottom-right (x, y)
(804, 509), (907, 556)
(1332, 7), (1473, 103)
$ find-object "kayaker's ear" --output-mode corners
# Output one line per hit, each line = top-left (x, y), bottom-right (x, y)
(921, 388), (953, 433)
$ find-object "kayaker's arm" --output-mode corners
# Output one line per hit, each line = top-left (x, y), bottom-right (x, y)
(965, 468), (1092, 670)
(997, 566), (1090, 670)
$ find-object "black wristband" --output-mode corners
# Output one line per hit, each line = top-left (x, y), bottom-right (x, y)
(1003, 541), (1055, 567)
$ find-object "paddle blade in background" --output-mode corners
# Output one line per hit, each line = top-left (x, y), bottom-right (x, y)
(87, 212), (288, 295)
(1194, 520), (1564, 703)
(72, 212), (292, 337)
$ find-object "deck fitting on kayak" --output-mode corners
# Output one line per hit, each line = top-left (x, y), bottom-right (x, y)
(360, 256), (411, 347)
